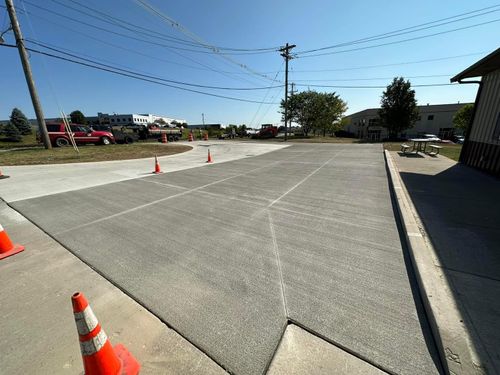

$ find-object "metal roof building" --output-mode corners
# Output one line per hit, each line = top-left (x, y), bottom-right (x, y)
(451, 48), (500, 176)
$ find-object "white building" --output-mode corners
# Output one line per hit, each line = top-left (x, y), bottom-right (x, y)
(95, 113), (186, 127)
(343, 103), (472, 141)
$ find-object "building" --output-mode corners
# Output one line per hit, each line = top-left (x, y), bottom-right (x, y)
(92, 113), (186, 127)
(344, 103), (472, 141)
(451, 48), (500, 176)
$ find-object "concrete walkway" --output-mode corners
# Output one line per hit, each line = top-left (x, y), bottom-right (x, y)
(390, 152), (500, 375)
(0, 140), (287, 202)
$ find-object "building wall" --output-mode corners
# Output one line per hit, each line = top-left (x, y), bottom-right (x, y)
(460, 69), (500, 176)
(344, 103), (471, 140)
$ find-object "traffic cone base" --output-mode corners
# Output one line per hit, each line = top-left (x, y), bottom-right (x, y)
(0, 224), (25, 260)
(72, 292), (140, 375)
(0, 175), (9, 179)
(153, 155), (163, 174)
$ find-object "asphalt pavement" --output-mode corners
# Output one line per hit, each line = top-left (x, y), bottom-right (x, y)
(7, 143), (441, 374)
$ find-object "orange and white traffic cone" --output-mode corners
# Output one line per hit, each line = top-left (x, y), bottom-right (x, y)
(153, 155), (162, 174)
(0, 169), (9, 179)
(0, 224), (24, 260)
(161, 133), (167, 143)
(203, 132), (208, 141)
(71, 292), (140, 375)
(188, 132), (193, 142)
(206, 149), (213, 163)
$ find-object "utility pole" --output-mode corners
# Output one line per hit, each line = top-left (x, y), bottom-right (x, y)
(5, 0), (51, 149)
(202, 113), (205, 126)
(279, 43), (296, 141)
(289, 82), (295, 134)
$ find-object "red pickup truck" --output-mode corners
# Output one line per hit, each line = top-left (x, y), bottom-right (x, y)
(44, 123), (115, 147)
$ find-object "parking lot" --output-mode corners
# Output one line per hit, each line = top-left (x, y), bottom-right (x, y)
(4, 143), (441, 374)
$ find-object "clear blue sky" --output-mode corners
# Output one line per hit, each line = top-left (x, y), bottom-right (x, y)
(1, 0), (499, 127)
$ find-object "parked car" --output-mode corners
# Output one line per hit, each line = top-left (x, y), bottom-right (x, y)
(45, 122), (115, 147)
(422, 134), (441, 142)
(452, 135), (465, 144)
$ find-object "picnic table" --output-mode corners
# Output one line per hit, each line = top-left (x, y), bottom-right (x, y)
(409, 138), (432, 153)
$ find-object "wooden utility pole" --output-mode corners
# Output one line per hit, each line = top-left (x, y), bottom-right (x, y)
(289, 82), (295, 134)
(280, 43), (296, 141)
(5, 0), (51, 149)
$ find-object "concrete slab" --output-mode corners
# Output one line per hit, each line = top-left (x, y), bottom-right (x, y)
(390, 151), (500, 374)
(267, 324), (387, 375)
(0, 141), (288, 202)
(0, 202), (226, 375)
(6, 144), (442, 375)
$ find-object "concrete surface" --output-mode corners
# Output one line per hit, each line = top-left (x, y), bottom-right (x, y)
(388, 151), (500, 375)
(0, 201), (226, 375)
(5, 144), (442, 375)
(268, 324), (387, 375)
(0, 140), (287, 202)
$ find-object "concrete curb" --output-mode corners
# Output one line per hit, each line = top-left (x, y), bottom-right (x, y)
(384, 150), (488, 375)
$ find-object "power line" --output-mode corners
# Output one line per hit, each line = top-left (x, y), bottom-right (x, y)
(133, 0), (279, 83)
(292, 74), (452, 82)
(295, 83), (456, 89)
(20, 2), (270, 86)
(297, 18), (500, 58)
(62, 0), (278, 53)
(297, 4), (500, 54)
(26, 40), (283, 91)
(0, 42), (281, 104)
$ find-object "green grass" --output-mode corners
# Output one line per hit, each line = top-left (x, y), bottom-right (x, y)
(383, 142), (462, 161)
(0, 143), (192, 166)
(0, 132), (40, 149)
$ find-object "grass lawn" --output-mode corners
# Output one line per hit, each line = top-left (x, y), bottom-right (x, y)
(0, 132), (40, 149)
(0, 143), (192, 166)
(382, 142), (462, 161)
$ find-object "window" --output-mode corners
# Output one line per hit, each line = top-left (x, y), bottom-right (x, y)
(47, 124), (60, 132)
(427, 115), (434, 120)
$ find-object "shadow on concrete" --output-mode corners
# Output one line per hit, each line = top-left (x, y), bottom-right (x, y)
(386, 165), (445, 374)
(399, 164), (500, 373)
(397, 151), (425, 158)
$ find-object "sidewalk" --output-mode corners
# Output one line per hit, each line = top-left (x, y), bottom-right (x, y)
(0, 201), (226, 374)
(389, 152), (500, 375)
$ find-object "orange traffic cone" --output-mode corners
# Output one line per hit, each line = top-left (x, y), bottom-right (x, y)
(71, 292), (140, 375)
(161, 133), (167, 143)
(188, 132), (193, 142)
(206, 149), (213, 163)
(203, 132), (208, 141)
(0, 224), (24, 260)
(153, 155), (162, 174)
(0, 169), (9, 179)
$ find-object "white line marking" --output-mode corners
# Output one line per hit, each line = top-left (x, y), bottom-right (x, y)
(407, 232), (423, 237)
(268, 211), (288, 316)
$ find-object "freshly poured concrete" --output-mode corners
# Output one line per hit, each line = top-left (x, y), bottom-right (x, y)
(8, 144), (441, 374)
(268, 324), (387, 375)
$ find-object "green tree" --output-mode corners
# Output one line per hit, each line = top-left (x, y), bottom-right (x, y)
(70, 110), (87, 124)
(453, 104), (474, 134)
(378, 77), (418, 139)
(281, 90), (347, 137)
(3, 121), (22, 142)
(10, 108), (32, 135)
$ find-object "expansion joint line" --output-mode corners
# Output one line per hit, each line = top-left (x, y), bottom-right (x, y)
(268, 210), (288, 317)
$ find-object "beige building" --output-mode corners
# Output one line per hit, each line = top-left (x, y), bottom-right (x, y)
(344, 103), (471, 141)
(452, 48), (500, 176)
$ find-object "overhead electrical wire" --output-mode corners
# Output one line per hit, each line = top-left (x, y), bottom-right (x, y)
(297, 4), (500, 54)
(62, 0), (278, 53)
(26, 40), (283, 91)
(297, 17), (500, 58)
(20, 2), (271, 86)
(292, 74), (453, 82)
(133, 0), (279, 83)
(294, 83), (456, 89)
(0, 43), (281, 104)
